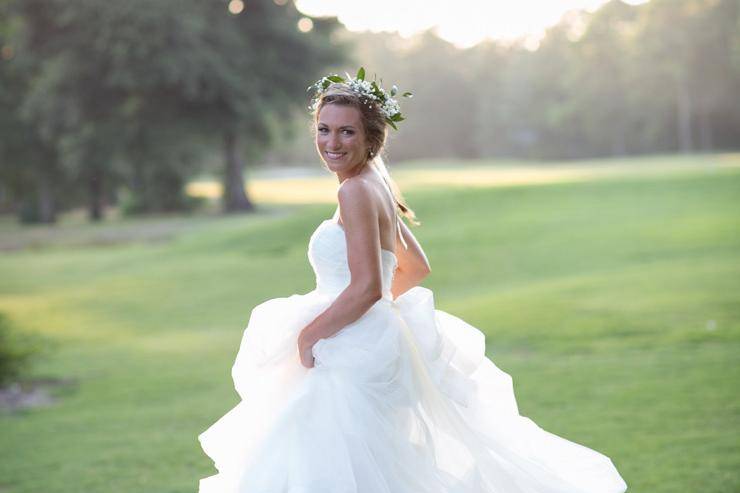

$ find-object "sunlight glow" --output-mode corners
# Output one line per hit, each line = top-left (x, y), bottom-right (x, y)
(228, 0), (244, 15)
(297, 17), (314, 33)
(185, 155), (738, 205)
(295, 0), (650, 48)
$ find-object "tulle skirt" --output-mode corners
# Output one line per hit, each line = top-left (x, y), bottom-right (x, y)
(198, 286), (627, 493)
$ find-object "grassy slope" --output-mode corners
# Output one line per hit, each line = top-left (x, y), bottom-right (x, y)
(0, 163), (738, 492)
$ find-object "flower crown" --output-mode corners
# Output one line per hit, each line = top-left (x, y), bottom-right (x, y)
(307, 67), (413, 130)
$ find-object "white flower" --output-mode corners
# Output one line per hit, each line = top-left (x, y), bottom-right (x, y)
(380, 98), (400, 118)
(308, 70), (410, 128)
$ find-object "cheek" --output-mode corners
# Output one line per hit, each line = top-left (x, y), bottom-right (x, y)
(345, 135), (361, 149)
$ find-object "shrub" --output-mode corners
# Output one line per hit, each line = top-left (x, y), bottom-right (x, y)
(0, 312), (43, 387)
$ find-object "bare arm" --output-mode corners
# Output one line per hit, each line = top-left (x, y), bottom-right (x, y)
(297, 178), (384, 367)
(391, 216), (431, 299)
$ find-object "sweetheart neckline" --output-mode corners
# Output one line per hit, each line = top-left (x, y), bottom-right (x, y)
(322, 219), (398, 264)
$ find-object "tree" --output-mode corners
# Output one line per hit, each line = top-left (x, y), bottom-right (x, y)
(7, 0), (345, 221)
(0, 0), (65, 223)
(635, 0), (740, 153)
(178, 0), (347, 212)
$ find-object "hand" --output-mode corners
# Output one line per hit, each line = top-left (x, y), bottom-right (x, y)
(297, 328), (317, 369)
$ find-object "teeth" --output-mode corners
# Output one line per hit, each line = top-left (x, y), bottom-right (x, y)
(327, 152), (344, 159)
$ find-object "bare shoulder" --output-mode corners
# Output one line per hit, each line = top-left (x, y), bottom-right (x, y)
(337, 175), (376, 209)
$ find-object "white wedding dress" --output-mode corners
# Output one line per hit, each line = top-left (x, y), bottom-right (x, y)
(198, 213), (628, 492)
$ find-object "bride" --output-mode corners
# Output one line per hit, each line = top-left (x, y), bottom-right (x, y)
(198, 69), (628, 493)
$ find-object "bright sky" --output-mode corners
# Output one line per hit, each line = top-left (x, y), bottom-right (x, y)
(295, 0), (650, 49)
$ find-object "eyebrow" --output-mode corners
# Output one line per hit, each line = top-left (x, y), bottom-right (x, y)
(317, 123), (356, 129)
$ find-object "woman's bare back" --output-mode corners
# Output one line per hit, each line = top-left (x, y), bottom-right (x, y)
(333, 167), (399, 255)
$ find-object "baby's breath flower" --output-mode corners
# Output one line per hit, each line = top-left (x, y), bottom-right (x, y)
(307, 67), (413, 130)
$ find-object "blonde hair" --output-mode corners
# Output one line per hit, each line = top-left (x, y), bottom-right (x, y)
(313, 83), (420, 226)
(369, 155), (420, 226)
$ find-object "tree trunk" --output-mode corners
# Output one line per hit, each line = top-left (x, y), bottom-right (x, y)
(675, 75), (693, 153)
(698, 107), (713, 151)
(611, 116), (627, 156)
(222, 129), (254, 213)
(37, 172), (56, 224)
(129, 159), (148, 213)
(88, 167), (104, 221)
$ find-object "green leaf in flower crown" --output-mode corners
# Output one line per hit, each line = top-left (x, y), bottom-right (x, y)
(327, 75), (344, 83)
(402, 91), (413, 98)
(390, 85), (398, 97)
(387, 119), (398, 130)
(356, 67), (366, 80)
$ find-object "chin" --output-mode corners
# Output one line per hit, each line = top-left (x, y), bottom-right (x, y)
(323, 160), (340, 172)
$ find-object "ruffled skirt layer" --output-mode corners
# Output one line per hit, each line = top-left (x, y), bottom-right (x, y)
(198, 286), (627, 493)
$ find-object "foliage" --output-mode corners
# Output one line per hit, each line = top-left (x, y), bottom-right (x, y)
(0, 0), (345, 221)
(340, 0), (740, 162)
(0, 312), (41, 387)
(307, 66), (413, 129)
(2, 0), (739, 220)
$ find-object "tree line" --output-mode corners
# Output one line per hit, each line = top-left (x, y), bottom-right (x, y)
(269, 0), (739, 165)
(2, 0), (738, 224)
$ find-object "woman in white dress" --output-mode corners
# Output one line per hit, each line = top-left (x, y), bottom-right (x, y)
(198, 70), (629, 493)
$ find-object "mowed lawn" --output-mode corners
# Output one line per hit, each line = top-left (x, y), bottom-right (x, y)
(0, 158), (738, 493)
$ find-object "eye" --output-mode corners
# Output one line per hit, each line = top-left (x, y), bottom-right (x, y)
(318, 127), (328, 133)
(342, 129), (354, 135)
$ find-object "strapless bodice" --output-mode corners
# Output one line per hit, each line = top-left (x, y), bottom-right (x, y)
(308, 219), (397, 300)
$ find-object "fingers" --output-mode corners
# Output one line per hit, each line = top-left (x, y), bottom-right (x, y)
(299, 348), (315, 368)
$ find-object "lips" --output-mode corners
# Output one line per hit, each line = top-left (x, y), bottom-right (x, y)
(326, 151), (345, 160)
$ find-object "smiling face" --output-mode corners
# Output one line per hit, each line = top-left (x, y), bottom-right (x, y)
(315, 104), (369, 176)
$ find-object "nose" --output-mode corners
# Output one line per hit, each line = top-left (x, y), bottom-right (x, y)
(326, 132), (341, 150)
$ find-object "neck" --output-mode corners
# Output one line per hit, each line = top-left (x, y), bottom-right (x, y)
(336, 161), (371, 183)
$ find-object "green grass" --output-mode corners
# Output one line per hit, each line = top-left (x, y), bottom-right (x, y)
(0, 158), (739, 492)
